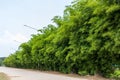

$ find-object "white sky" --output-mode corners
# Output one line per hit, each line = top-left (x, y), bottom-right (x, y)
(0, 0), (73, 57)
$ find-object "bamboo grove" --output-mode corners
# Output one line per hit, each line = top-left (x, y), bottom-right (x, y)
(4, 0), (120, 77)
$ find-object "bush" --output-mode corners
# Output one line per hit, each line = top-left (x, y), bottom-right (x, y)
(110, 69), (120, 80)
(78, 70), (88, 76)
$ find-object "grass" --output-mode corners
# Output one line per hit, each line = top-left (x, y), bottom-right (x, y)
(0, 73), (10, 80)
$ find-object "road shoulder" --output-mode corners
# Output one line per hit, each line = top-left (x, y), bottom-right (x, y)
(0, 72), (10, 80)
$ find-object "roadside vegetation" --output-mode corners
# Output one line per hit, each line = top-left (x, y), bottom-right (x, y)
(0, 57), (5, 66)
(4, 0), (120, 79)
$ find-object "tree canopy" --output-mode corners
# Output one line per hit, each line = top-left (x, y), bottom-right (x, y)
(4, 0), (120, 78)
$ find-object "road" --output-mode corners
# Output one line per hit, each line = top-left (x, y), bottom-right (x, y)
(0, 67), (87, 80)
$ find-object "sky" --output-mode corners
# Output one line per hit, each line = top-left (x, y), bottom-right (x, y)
(0, 0), (73, 57)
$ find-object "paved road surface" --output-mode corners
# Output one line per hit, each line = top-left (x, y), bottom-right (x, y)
(0, 67), (87, 80)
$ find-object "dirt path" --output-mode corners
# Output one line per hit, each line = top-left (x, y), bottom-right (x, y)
(0, 67), (109, 80)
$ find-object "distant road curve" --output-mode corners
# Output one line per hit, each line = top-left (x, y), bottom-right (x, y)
(0, 67), (87, 80)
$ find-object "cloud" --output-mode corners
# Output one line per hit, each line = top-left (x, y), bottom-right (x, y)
(12, 33), (28, 43)
(0, 30), (29, 45)
(0, 30), (30, 57)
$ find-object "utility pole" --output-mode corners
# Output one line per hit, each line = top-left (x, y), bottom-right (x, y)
(24, 25), (38, 31)
(14, 40), (22, 43)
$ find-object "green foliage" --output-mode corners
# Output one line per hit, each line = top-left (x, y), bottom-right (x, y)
(4, 0), (120, 78)
(110, 69), (120, 80)
(78, 70), (88, 76)
(0, 57), (5, 66)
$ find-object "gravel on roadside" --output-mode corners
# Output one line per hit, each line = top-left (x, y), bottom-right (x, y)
(0, 72), (10, 80)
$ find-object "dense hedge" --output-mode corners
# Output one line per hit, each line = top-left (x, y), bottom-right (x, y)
(4, 0), (120, 77)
